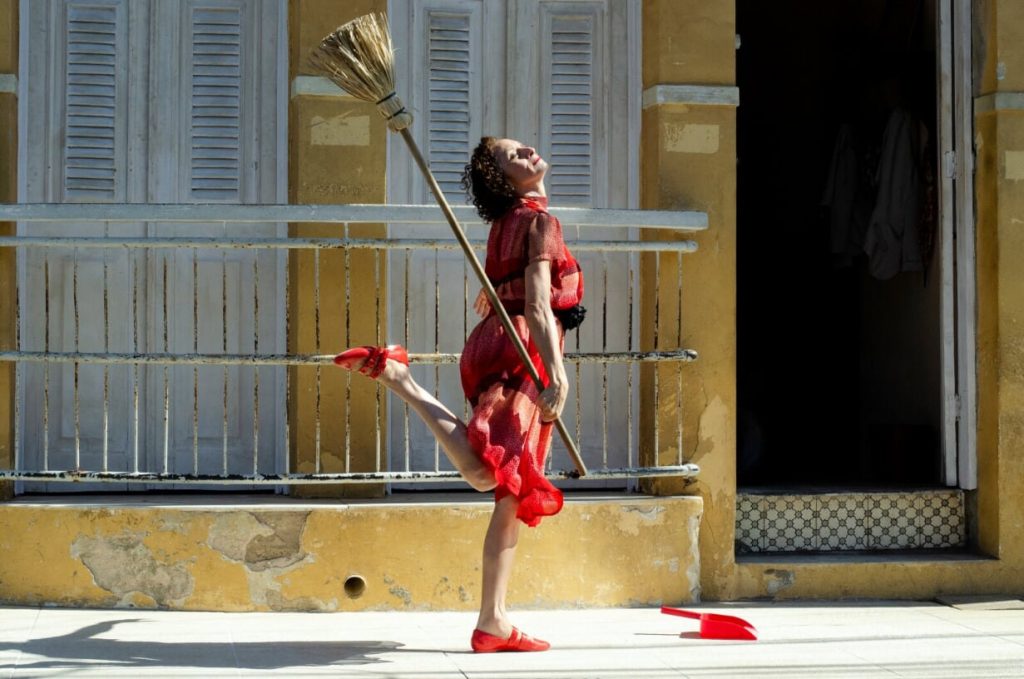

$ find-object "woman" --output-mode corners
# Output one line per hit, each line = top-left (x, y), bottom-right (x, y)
(334, 137), (584, 653)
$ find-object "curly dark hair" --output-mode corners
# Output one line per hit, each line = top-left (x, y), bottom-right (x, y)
(461, 137), (518, 223)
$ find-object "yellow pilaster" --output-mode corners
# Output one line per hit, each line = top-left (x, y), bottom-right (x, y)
(639, 0), (737, 600)
(974, 0), (1024, 565)
(288, 0), (388, 497)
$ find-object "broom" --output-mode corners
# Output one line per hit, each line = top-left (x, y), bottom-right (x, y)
(310, 13), (588, 477)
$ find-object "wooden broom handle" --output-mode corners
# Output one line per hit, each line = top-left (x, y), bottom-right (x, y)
(398, 128), (588, 478)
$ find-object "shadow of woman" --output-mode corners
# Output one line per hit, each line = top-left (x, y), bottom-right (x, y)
(1, 619), (403, 671)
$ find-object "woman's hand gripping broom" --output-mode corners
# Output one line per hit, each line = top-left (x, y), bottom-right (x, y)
(309, 13), (588, 477)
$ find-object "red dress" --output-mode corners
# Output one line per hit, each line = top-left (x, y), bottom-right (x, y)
(459, 196), (584, 526)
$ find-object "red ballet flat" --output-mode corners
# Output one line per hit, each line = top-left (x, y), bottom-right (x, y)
(333, 345), (408, 379)
(470, 627), (550, 653)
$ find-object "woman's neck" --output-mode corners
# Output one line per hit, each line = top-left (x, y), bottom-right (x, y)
(518, 184), (547, 200)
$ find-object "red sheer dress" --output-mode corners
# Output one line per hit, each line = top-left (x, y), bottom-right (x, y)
(459, 196), (584, 527)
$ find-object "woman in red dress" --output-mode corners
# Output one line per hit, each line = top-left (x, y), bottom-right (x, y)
(335, 137), (583, 653)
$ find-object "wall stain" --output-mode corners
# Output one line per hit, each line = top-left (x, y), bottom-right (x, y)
(764, 568), (796, 596)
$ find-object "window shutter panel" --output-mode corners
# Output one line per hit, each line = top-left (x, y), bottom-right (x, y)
(545, 14), (595, 206)
(426, 11), (472, 200)
(63, 2), (125, 201)
(189, 4), (243, 201)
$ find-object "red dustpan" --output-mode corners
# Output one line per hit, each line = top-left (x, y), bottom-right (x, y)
(661, 606), (758, 640)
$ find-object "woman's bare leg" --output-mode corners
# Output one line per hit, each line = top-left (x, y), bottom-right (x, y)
(475, 495), (520, 637)
(374, 360), (496, 492)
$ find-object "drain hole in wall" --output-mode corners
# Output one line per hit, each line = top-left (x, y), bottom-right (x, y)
(344, 575), (367, 599)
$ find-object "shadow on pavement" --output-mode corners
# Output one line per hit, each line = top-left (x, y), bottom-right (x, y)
(0, 619), (402, 671)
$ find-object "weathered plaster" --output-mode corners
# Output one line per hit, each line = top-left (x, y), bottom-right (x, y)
(288, 0), (389, 498)
(0, 498), (703, 611)
(72, 533), (194, 607)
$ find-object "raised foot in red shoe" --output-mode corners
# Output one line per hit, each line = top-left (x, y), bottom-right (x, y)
(471, 627), (550, 653)
(333, 345), (409, 379)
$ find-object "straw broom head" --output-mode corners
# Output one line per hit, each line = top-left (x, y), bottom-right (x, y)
(309, 13), (413, 132)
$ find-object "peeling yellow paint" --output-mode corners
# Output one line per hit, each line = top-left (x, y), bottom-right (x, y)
(0, 498), (703, 611)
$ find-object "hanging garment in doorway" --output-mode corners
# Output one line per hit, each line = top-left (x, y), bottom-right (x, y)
(864, 108), (924, 280)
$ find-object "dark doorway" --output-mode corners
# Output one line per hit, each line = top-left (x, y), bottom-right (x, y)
(736, 0), (943, 487)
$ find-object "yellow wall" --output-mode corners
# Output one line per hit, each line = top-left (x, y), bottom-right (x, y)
(0, 497), (702, 611)
(288, 0), (389, 497)
(639, 0), (738, 601)
(638, 0), (1024, 600)
(0, 0), (16, 501)
(975, 0), (1024, 566)
(642, 0), (734, 88)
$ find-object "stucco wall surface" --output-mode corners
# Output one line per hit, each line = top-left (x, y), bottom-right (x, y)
(0, 497), (702, 611)
(288, 0), (389, 498)
(640, 0), (737, 601)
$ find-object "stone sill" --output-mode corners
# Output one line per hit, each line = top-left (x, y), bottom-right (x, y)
(737, 549), (994, 565)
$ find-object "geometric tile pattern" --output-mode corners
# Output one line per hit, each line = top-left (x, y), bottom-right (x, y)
(736, 490), (966, 553)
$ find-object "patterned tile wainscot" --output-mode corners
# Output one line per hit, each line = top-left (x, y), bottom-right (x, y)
(736, 490), (966, 553)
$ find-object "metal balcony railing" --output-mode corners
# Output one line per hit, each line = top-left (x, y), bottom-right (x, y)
(0, 203), (702, 487)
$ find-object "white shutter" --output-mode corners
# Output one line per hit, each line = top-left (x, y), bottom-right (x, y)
(63, 2), (125, 201)
(426, 11), (473, 200)
(188, 4), (243, 201)
(543, 12), (596, 206)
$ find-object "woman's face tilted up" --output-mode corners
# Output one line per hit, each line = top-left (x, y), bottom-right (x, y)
(492, 138), (547, 196)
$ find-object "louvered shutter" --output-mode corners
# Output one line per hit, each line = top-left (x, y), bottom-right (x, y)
(426, 11), (473, 200)
(544, 14), (596, 206)
(188, 4), (243, 201)
(63, 2), (126, 201)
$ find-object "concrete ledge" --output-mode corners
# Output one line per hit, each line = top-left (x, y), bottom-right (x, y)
(0, 494), (702, 612)
(642, 84), (740, 109)
(974, 92), (1024, 113)
(290, 75), (353, 100)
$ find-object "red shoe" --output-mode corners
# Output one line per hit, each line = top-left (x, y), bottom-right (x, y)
(333, 345), (408, 379)
(471, 627), (550, 653)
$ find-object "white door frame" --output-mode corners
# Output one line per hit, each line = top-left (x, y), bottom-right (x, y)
(937, 0), (977, 490)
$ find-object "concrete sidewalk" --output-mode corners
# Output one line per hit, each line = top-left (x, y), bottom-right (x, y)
(2, 601), (1023, 678)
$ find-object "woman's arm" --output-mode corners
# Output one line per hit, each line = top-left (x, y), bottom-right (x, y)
(524, 259), (568, 422)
